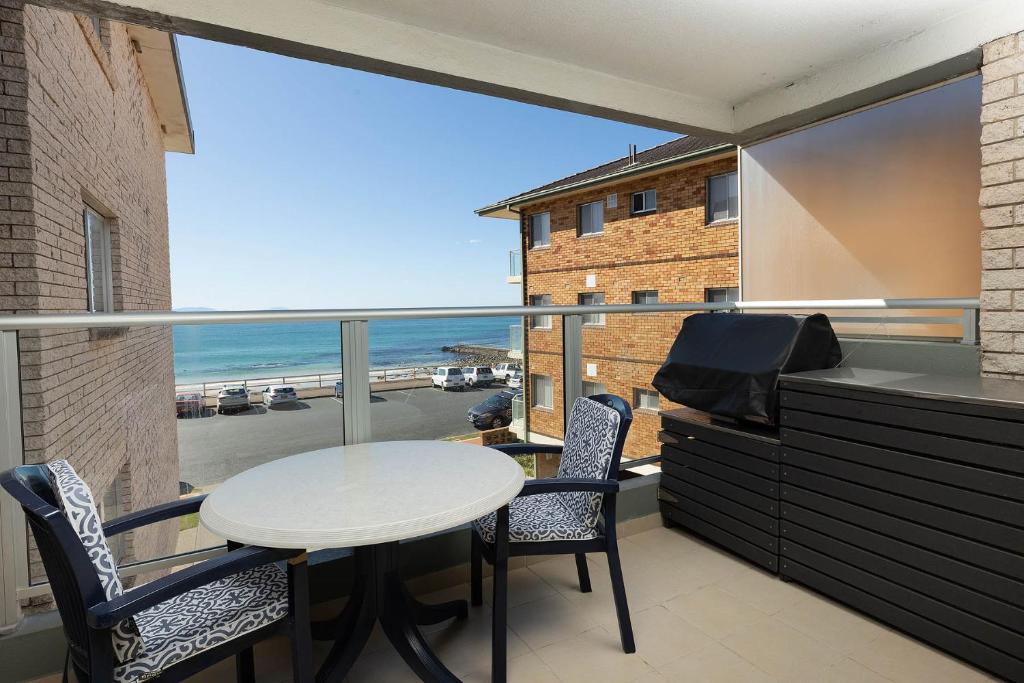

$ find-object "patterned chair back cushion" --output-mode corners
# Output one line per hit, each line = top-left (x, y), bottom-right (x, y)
(48, 460), (145, 663)
(557, 397), (623, 530)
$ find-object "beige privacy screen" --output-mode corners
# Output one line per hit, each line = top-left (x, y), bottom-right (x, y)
(740, 76), (982, 337)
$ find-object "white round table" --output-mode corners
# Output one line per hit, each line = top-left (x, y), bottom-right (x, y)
(200, 441), (525, 683)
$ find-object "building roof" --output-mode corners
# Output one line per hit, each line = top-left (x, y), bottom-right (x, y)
(476, 136), (734, 218)
(126, 26), (194, 154)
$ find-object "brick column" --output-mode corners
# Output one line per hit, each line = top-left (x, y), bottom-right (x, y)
(980, 32), (1024, 378)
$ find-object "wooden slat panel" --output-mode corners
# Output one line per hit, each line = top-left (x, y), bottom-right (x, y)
(782, 448), (1024, 525)
(660, 502), (777, 572)
(781, 428), (1024, 502)
(671, 450), (777, 498)
(668, 495), (777, 553)
(662, 462), (778, 516)
(660, 414), (779, 461)
(781, 485), (1024, 580)
(781, 501), (1024, 610)
(781, 558), (1024, 683)
(663, 441), (778, 479)
(781, 390), (1024, 447)
(781, 519), (1024, 633)
(782, 465), (1024, 553)
(662, 478), (778, 533)
(782, 544), (1024, 680)
(780, 409), (1024, 474)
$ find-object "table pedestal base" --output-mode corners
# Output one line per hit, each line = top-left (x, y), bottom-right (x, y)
(314, 542), (467, 683)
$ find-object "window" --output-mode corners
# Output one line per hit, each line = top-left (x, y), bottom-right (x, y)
(99, 476), (124, 564)
(582, 381), (606, 397)
(529, 212), (550, 248)
(632, 290), (659, 305)
(529, 294), (552, 329)
(631, 189), (656, 214)
(89, 15), (102, 36)
(634, 388), (660, 412)
(84, 205), (113, 313)
(706, 171), (739, 223)
(579, 292), (605, 326)
(705, 287), (740, 306)
(578, 200), (604, 236)
(531, 374), (553, 409)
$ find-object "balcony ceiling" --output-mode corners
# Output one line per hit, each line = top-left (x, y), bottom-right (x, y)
(54, 0), (1024, 140)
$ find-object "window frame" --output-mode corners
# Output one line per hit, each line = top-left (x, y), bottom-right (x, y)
(528, 211), (551, 249)
(632, 290), (659, 305)
(634, 388), (660, 412)
(531, 374), (554, 409)
(577, 200), (604, 237)
(578, 292), (606, 326)
(630, 189), (657, 215)
(529, 293), (552, 330)
(83, 205), (114, 314)
(582, 381), (607, 397)
(705, 171), (739, 224)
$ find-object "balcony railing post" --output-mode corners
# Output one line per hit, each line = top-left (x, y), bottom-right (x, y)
(0, 330), (25, 633)
(340, 320), (371, 444)
(562, 314), (583, 431)
(962, 307), (979, 346)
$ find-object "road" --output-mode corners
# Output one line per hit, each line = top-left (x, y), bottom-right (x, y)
(177, 384), (508, 489)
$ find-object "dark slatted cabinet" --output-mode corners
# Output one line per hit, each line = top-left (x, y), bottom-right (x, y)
(779, 368), (1024, 683)
(658, 408), (781, 572)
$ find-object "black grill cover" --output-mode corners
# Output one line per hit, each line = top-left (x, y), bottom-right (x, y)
(653, 313), (842, 425)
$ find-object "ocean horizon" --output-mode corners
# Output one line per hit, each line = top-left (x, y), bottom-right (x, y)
(172, 317), (519, 385)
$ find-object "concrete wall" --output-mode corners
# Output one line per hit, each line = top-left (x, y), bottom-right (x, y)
(0, 2), (179, 593)
(979, 31), (1024, 378)
(520, 156), (739, 457)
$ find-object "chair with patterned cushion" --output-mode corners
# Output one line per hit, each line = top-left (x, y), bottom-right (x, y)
(1, 461), (314, 683)
(471, 394), (635, 682)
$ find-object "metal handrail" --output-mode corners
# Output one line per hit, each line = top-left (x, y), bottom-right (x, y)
(0, 297), (980, 330)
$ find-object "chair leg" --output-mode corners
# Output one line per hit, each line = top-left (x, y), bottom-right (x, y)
(606, 540), (635, 653)
(575, 553), (592, 593)
(471, 528), (483, 607)
(288, 555), (315, 683)
(235, 647), (255, 683)
(492, 506), (510, 683)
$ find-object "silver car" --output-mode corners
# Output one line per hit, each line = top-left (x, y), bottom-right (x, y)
(216, 385), (251, 414)
(262, 384), (297, 407)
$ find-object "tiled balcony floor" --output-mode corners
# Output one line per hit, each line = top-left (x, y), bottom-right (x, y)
(44, 524), (997, 683)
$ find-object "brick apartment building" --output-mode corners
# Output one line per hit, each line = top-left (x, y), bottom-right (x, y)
(0, 1), (192, 595)
(479, 137), (739, 457)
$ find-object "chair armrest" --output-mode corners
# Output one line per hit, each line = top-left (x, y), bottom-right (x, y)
(518, 477), (619, 497)
(490, 443), (564, 456)
(86, 545), (302, 629)
(103, 495), (208, 537)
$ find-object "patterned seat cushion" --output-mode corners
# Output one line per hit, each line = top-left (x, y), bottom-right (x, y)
(114, 563), (288, 682)
(474, 492), (600, 543)
(47, 460), (144, 663)
(476, 397), (623, 544)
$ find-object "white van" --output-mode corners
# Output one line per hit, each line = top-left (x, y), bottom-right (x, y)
(462, 366), (495, 387)
(432, 367), (466, 391)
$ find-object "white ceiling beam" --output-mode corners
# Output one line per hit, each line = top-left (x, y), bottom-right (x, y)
(43, 0), (736, 138)
(735, 0), (1024, 137)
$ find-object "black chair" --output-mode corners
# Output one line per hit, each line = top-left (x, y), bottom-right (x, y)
(471, 394), (635, 682)
(1, 461), (313, 683)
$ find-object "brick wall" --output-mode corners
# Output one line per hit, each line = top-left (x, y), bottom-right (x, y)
(980, 32), (1024, 377)
(521, 156), (739, 456)
(0, 2), (179, 588)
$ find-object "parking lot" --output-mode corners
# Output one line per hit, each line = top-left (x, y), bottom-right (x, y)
(177, 384), (507, 489)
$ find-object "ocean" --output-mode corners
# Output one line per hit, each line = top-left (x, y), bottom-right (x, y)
(172, 317), (519, 385)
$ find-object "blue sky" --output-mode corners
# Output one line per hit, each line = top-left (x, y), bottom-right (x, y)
(167, 37), (676, 310)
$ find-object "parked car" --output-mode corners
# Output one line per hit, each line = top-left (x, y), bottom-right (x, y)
(216, 385), (251, 414)
(467, 388), (522, 430)
(335, 380), (344, 398)
(175, 392), (203, 418)
(493, 363), (522, 383)
(262, 384), (297, 407)
(462, 366), (495, 387)
(506, 371), (523, 389)
(431, 366), (466, 391)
